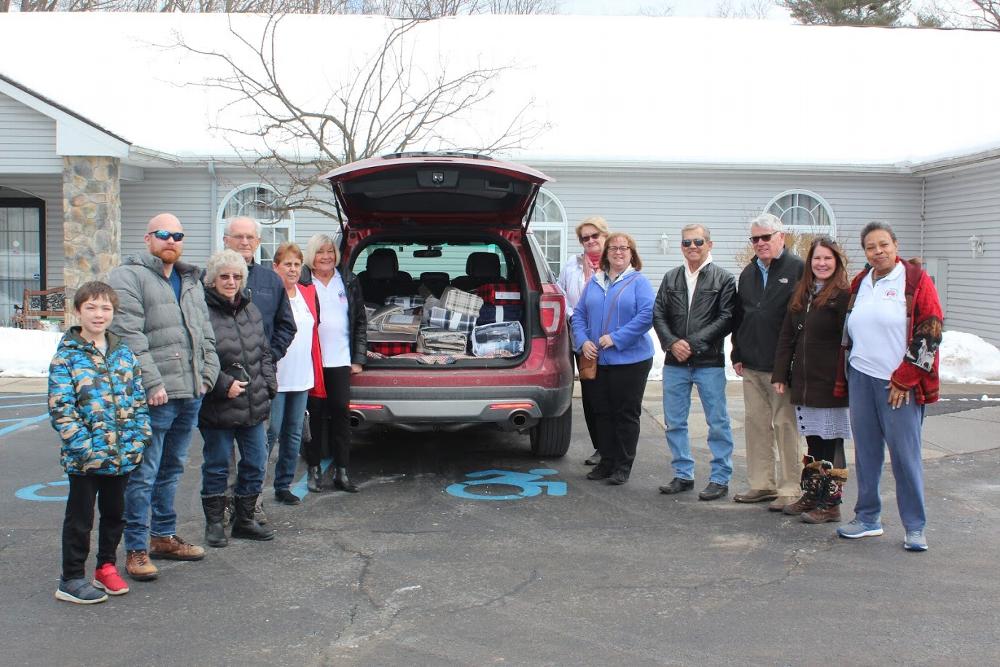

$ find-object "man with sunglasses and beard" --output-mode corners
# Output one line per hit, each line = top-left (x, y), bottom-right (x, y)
(731, 214), (805, 510)
(653, 224), (738, 501)
(109, 213), (220, 582)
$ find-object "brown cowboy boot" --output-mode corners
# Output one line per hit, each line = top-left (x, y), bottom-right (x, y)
(802, 468), (848, 524)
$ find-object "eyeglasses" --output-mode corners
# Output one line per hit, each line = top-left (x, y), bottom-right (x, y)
(150, 230), (185, 242)
(579, 232), (602, 243)
(607, 245), (631, 253)
(225, 234), (258, 243)
(217, 273), (242, 282)
(750, 233), (774, 244)
(681, 238), (706, 248)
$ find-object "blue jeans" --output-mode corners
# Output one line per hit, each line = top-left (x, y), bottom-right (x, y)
(267, 390), (309, 492)
(200, 423), (268, 497)
(123, 396), (203, 551)
(662, 365), (734, 485)
(848, 366), (926, 531)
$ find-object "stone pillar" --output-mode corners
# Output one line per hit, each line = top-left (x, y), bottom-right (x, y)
(62, 156), (122, 307)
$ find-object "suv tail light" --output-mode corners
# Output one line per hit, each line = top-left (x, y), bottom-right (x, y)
(539, 292), (564, 335)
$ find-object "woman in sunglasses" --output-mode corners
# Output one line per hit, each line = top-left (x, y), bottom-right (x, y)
(572, 232), (656, 485)
(557, 216), (609, 466)
(771, 237), (851, 524)
(198, 249), (278, 547)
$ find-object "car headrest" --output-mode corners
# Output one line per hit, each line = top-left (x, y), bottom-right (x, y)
(419, 271), (450, 284)
(366, 248), (398, 280)
(466, 252), (501, 280)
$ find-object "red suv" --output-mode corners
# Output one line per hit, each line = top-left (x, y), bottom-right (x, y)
(322, 152), (573, 457)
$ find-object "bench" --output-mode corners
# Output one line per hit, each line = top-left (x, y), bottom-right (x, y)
(13, 286), (67, 330)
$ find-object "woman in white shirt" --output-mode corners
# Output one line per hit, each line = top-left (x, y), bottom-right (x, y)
(266, 242), (318, 506)
(557, 215), (609, 466)
(301, 234), (368, 494)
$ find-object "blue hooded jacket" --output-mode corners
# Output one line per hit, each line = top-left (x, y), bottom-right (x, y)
(571, 268), (655, 366)
(48, 328), (152, 475)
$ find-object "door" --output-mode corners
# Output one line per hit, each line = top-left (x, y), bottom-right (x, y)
(0, 200), (44, 326)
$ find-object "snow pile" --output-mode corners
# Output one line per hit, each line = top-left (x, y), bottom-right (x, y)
(939, 331), (1000, 385)
(0, 327), (63, 378)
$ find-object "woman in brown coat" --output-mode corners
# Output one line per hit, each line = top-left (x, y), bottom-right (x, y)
(771, 236), (851, 524)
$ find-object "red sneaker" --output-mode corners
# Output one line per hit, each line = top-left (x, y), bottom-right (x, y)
(93, 563), (130, 596)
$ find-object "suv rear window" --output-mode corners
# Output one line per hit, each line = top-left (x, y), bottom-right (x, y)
(356, 242), (509, 282)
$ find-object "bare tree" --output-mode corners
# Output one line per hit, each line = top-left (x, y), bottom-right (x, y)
(3, 0), (555, 12)
(174, 14), (543, 219)
(637, 3), (673, 16)
(715, 0), (772, 18)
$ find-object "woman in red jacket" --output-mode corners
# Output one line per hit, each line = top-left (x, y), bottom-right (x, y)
(834, 222), (942, 552)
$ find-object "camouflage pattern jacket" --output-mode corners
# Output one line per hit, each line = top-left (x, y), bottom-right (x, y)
(48, 328), (152, 475)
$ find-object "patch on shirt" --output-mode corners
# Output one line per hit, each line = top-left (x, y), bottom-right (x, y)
(778, 277), (789, 284)
(884, 288), (899, 299)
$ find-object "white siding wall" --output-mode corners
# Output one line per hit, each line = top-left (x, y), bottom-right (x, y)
(121, 168), (214, 266)
(0, 175), (64, 288)
(0, 93), (61, 174)
(536, 166), (923, 284)
(922, 160), (1000, 345)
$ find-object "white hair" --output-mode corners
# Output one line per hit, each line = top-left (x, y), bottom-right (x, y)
(224, 216), (262, 238)
(303, 233), (339, 269)
(749, 213), (784, 234)
(204, 249), (248, 288)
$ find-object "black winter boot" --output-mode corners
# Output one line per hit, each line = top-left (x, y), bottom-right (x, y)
(307, 466), (323, 493)
(333, 467), (358, 493)
(231, 495), (275, 541)
(202, 495), (228, 548)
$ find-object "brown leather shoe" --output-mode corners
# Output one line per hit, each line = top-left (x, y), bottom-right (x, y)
(782, 494), (817, 516)
(733, 489), (778, 503)
(768, 496), (799, 512)
(149, 535), (206, 561)
(125, 550), (159, 581)
(801, 505), (842, 524)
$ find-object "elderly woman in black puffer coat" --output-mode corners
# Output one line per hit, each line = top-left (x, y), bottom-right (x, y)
(199, 249), (278, 547)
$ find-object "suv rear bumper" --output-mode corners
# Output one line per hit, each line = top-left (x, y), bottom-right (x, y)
(348, 384), (572, 432)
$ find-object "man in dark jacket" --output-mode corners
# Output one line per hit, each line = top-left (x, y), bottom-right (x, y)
(223, 216), (296, 363)
(731, 214), (805, 510)
(653, 224), (737, 501)
(109, 213), (220, 581)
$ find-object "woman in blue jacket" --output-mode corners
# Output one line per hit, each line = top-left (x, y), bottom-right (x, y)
(572, 232), (656, 485)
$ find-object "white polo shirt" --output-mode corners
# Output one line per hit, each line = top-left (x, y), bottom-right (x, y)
(275, 288), (316, 392)
(848, 262), (907, 380)
(314, 271), (352, 368)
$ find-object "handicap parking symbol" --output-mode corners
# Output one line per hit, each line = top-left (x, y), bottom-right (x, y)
(445, 468), (567, 501)
(16, 475), (69, 502)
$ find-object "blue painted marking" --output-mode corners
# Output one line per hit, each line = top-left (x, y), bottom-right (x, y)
(289, 458), (332, 499)
(0, 413), (48, 438)
(16, 475), (69, 502)
(446, 468), (567, 501)
(0, 401), (47, 410)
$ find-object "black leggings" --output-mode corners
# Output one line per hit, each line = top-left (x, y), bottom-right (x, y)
(806, 435), (846, 468)
(62, 474), (128, 580)
(305, 366), (352, 468)
(585, 358), (653, 473)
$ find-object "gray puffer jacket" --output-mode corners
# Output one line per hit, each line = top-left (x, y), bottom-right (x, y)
(109, 252), (220, 399)
(200, 287), (278, 429)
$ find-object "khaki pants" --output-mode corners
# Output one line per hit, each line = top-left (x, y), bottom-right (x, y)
(742, 368), (801, 497)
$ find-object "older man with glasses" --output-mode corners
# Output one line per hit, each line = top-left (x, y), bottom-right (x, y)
(109, 213), (220, 581)
(653, 224), (738, 501)
(731, 214), (805, 510)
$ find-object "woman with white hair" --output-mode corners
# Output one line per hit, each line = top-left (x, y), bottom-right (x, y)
(301, 234), (367, 494)
(199, 249), (277, 547)
(558, 215), (610, 466)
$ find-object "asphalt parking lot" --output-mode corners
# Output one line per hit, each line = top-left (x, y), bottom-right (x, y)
(1, 382), (999, 666)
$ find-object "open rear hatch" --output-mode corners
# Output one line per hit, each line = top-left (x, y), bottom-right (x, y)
(322, 152), (549, 232)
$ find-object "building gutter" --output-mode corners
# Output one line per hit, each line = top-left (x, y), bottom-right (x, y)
(208, 160), (218, 253)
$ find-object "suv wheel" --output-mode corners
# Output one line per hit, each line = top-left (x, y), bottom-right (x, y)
(529, 407), (571, 458)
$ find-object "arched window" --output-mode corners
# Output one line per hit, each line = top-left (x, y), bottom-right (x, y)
(217, 184), (294, 262)
(528, 188), (568, 278)
(764, 190), (836, 236)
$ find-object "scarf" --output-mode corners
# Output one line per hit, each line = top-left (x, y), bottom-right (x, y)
(582, 251), (602, 281)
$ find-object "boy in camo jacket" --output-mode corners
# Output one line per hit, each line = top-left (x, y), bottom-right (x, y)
(48, 281), (151, 604)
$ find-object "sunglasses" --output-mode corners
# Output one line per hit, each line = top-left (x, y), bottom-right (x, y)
(681, 238), (706, 248)
(749, 233), (774, 244)
(217, 273), (242, 282)
(579, 232), (602, 243)
(150, 230), (185, 242)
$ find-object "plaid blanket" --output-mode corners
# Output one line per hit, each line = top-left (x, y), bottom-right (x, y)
(427, 306), (476, 335)
(476, 304), (523, 326)
(474, 282), (521, 305)
(368, 304), (404, 331)
(418, 328), (468, 354)
(471, 321), (524, 357)
(439, 287), (484, 316)
(385, 295), (426, 311)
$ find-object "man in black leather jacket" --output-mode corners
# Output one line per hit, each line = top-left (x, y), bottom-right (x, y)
(730, 214), (805, 510)
(653, 224), (738, 501)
